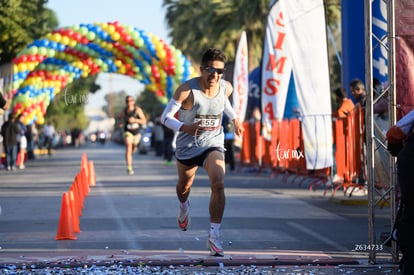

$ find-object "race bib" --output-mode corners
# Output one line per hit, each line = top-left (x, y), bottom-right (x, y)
(127, 123), (139, 130)
(195, 114), (221, 131)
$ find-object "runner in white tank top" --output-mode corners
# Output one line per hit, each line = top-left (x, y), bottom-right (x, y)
(161, 48), (244, 256)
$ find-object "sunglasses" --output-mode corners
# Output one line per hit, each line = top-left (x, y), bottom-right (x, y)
(202, 66), (225, 75)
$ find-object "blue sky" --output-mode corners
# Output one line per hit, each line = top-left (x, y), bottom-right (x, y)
(46, 0), (170, 109)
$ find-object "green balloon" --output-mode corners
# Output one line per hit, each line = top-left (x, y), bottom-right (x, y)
(87, 31), (96, 41)
(38, 47), (47, 56)
(79, 27), (88, 36)
(46, 49), (56, 57)
(29, 46), (38, 55)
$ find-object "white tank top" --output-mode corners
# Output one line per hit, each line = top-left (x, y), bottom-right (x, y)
(175, 78), (226, 160)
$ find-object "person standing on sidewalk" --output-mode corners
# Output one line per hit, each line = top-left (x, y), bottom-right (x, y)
(163, 124), (175, 165)
(1, 113), (20, 171)
(161, 48), (243, 256)
(117, 95), (147, 175)
(0, 92), (9, 111)
(43, 121), (55, 155)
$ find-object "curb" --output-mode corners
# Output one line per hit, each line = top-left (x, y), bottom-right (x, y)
(0, 249), (360, 268)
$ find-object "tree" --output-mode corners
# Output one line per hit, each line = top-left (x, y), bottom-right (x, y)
(0, 0), (58, 65)
(163, 0), (268, 72)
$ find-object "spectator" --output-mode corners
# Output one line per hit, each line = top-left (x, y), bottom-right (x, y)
(350, 78), (366, 107)
(0, 93), (8, 110)
(1, 113), (20, 171)
(350, 78), (367, 185)
(223, 115), (235, 171)
(373, 79), (388, 119)
(26, 124), (37, 160)
(163, 125), (175, 165)
(43, 121), (55, 155)
(333, 87), (355, 118)
(16, 115), (27, 169)
(152, 119), (164, 157)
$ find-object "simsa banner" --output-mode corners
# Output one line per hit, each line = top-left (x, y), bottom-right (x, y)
(261, 0), (333, 169)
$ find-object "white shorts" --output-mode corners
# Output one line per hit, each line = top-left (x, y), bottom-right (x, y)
(20, 136), (27, 149)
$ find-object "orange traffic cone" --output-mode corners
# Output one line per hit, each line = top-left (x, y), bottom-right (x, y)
(69, 182), (82, 217)
(55, 192), (77, 240)
(80, 168), (90, 196)
(81, 153), (89, 179)
(68, 190), (80, 233)
(88, 161), (96, 187)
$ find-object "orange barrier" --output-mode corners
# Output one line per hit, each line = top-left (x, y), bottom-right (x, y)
(239, 110), (367, 197)
(240, 121), (251, 165)
(329, 105), (367, 196)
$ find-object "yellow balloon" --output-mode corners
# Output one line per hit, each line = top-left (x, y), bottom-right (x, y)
(52, 33), (61, 43)
(111, 32), (120, 41)
(157, 49), (166, 59)
(27, 62), (36, 71)
(37, 116), (44, 125)
(61, 36), (70, 45)
(18, 63), (27, 72)
(69, 39), (77, 47)
(114, 60), (123, 67)
(23, 117), (30, 125)
(107, 25), (115, 35)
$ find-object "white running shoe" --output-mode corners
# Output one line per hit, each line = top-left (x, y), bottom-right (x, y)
(207, 235), (224, 257)
(177, 201), (190, 231)
(127, 167), (134, 175)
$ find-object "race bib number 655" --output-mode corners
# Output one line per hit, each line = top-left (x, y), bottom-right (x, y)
(195, 114), (221, 130)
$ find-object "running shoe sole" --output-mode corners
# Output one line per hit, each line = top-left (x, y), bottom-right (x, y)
(177, 211), (190, 231)
(177, 201), (190, 231)
(207, 238), (224, 257)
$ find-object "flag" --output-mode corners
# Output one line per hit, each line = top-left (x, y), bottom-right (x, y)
(261, 0), (333, 169)
(232, 31), (249, 122)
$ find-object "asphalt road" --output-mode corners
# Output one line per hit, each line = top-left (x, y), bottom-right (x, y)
(0, 141), (399, 273)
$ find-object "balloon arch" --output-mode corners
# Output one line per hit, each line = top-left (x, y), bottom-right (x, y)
(11, 21), (195, 125)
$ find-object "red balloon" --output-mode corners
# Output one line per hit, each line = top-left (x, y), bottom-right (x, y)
(18, 55), (28, 63)
(66, 29), (74, 38)
(73, 32), (82, 42)
(28, 55), (37, 62)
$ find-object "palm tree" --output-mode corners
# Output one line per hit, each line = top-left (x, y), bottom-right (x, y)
(163, 0), (268, 72)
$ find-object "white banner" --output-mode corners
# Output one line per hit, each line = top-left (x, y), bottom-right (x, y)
(232, 31), (249, 122)
(261, 2), (292, 139)
(261, 0), (333, 169)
